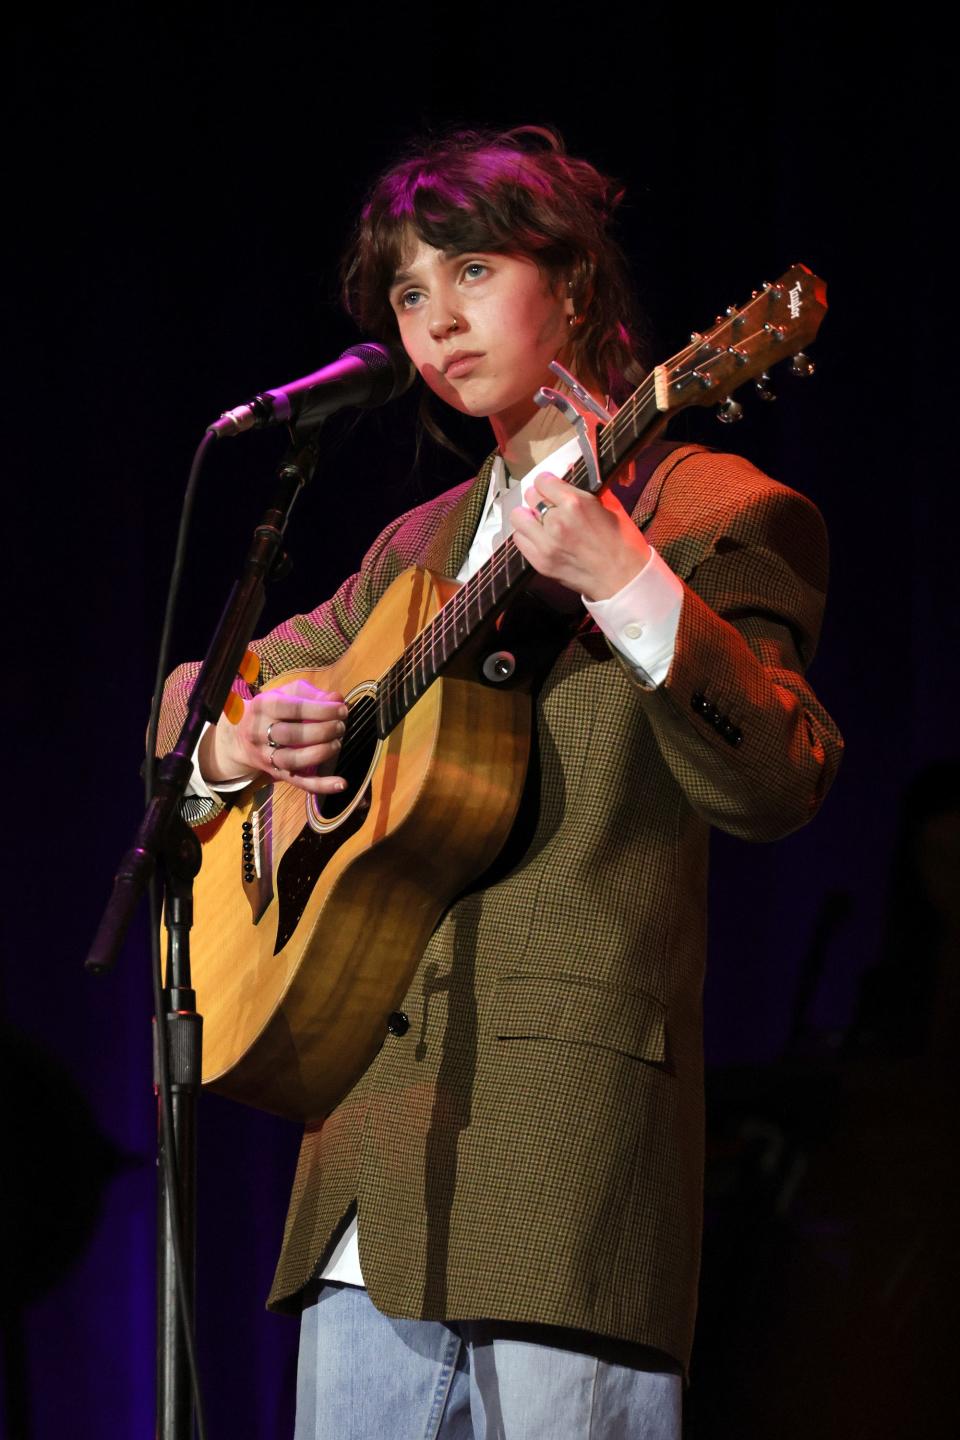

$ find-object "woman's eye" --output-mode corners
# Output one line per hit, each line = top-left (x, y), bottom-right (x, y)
(462, 262), (487, 280)
(399, 290), (424, 310)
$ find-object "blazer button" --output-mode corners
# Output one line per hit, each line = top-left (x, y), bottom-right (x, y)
(386, 1011), (410, 1037)
(722, 721), (743, 746)
(691, 691), (709, 715)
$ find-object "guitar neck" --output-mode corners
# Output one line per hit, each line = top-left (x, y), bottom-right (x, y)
(375, 262), (828, 738)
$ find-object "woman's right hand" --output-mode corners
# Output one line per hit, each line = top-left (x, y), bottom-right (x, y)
(198, 677), (349, 796)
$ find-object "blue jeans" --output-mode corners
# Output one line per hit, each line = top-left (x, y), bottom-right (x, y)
(295, 1283), (682, 1439)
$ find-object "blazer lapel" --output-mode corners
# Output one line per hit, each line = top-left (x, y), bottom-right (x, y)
(421, 453), (497, 579)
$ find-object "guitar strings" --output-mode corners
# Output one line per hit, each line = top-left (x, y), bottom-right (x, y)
(314, 322), (768, 772)
(253, 321), (782, 839)
(300, 354), (685, 775)
(262, 325), (758, 797)
(255, 327), (777, 837)
(249, 305), (791, 840)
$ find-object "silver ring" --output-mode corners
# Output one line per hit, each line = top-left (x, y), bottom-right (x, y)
(535, 500), (552, 521)
(270, 749), (282, 771)
(266, 721), (279, 749)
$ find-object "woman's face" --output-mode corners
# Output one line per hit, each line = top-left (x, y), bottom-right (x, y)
(388, 235), (574, 429)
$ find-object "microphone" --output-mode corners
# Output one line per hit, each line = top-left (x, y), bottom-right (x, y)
(208, 342), (406, 439)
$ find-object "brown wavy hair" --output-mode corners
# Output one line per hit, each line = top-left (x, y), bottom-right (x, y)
(342, 126), (647, 421)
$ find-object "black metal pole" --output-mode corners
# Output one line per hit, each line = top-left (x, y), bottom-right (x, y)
(86, 430), (322, 1440)
(155, 857), (202, 1440)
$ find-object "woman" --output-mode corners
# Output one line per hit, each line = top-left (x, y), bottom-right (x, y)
(162, 126), (842, 1439)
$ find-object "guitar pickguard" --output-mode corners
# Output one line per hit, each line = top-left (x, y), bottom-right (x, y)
(274, 793), (370, 954)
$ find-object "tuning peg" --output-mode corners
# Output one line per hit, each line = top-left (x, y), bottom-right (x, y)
(790, 352), (815, 378)
(755, 372), (777, 402)
(717, 397), (743, 424)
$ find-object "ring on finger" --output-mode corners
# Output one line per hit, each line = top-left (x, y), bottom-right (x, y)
(266, 721), (279, 749)
(535, 500), (552, 522)
(270, 749), (282, 771)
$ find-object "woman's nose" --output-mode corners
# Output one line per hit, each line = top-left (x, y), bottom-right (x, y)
(428, 307), (463, 339)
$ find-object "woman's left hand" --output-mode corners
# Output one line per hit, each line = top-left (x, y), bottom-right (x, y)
(510, 470), (652, 601)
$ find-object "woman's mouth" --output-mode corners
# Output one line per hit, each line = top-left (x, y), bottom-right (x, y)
(443, 352), (484, 379)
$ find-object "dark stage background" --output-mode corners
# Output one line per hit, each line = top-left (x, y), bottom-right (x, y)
(3, 8), (956, 1438)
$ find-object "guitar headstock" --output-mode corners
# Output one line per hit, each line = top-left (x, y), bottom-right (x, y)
(653, 263), (827, 414)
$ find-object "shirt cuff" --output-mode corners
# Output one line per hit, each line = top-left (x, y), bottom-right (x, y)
(583, 546), (684, 688)
(187, 721), (257, 799)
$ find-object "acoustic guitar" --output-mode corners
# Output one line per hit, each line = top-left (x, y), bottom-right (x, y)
(186, 265), (827, 1120)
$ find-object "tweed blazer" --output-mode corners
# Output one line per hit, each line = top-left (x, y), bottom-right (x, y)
(160, 443), (843, 1369)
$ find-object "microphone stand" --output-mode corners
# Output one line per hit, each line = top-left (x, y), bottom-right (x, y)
(87, 430), (320, 1440)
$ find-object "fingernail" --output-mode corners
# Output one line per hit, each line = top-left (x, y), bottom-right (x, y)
(332, 738), (341, 750)
(338, 705), (349, 718)
(337, 721), (346, 735)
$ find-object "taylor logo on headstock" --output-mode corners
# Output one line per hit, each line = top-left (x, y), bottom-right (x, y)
(654, 264), (827, 415)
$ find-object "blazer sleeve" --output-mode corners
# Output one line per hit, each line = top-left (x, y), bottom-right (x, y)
(621, 450), (844, 842)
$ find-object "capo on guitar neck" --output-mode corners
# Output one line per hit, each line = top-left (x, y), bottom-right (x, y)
(534, 361), (614, 495)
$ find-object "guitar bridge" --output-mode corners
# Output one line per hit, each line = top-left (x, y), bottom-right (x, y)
(241, 784), (274, 923)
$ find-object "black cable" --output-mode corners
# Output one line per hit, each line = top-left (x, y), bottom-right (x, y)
(145, 429), (216, 800)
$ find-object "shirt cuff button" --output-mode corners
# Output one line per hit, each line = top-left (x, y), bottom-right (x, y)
(623, 622), (644, 640)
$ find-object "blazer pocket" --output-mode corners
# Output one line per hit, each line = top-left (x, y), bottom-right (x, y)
(492, 973), (668, 1066)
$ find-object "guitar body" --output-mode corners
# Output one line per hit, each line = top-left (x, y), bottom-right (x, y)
(191, 566), (531, 1121)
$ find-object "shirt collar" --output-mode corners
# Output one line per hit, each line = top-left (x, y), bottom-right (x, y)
(479, 434), (584, 519)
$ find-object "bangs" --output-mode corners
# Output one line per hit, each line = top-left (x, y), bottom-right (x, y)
(375, 154), (563, 283)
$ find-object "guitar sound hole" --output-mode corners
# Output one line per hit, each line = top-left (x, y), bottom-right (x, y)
(318, 691), (379, 821)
